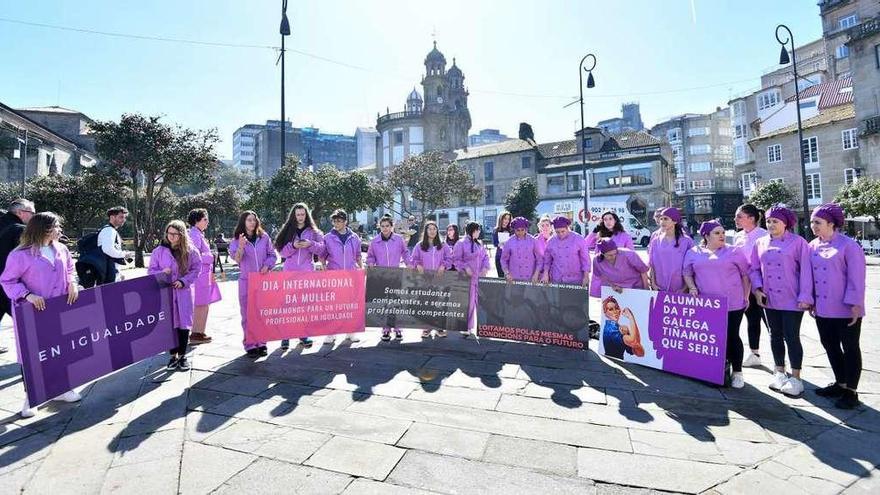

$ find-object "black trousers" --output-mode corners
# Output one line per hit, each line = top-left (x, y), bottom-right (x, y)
(494, 250), (505, 279)
(170, 328), (190, 356)
(744, 292), (765, 351)
(727, 309), (745, 372)
(765, 309), (804, 369)
(816, 316), (862, 389)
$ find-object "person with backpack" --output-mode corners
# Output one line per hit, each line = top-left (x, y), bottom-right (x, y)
(76, 207), (132, 288)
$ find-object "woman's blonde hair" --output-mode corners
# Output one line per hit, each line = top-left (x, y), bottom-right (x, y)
(163, 220), (192, 275)
(18, 212), (62, 254)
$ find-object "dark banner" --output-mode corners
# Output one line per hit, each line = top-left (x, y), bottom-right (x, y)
(477, 278), (590, 349)
(14, 275), (176, 406)
(365, 267), (470, 332)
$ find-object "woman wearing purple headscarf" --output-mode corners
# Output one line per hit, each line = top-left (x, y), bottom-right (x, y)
(590, 239), (649, 297)
(750, 205), (813, 397)
(500, 217), (543, 283)
(684, 221), (751, 388)
(809, 203), (866, 409)
(647, 207), (694, 293)
(541, 216), (590, 287)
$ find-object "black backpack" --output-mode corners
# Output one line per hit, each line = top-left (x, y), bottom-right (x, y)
(77, 226), (109, 255)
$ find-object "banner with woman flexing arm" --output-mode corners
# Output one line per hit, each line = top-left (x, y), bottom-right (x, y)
(598, 287), (729, 385)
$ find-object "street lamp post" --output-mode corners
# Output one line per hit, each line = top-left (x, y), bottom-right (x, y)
(578, 54), (596, 235)
(280, 0), (291, 173)
(775, 24), (809, 236)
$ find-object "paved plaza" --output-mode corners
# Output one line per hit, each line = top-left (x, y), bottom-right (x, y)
(0, 255), (878, 494)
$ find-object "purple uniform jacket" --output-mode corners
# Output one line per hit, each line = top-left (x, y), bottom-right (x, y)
(279, 227), (324, 272)
(749, 232), (814, 311)
(534, 233), (552, 258)
(230, 233), (278, 279)
(367, 233), (409, 268)
(648, 234), (695, 293)
(1, 242), (76, 303)
(501, 235), (543, 281)
(321, 230), (362, 270)
(188, 226), (221, 306)
(733, 227), (769, 269)
(542, 232), (591, 285)
(683, 245), (750, 311)
(452, 238), (490, 278)
(809, 233), (866, 318)
(147, 245), (202, 329)
(410, 244), (451, 271)
(590, 248), (648, 297)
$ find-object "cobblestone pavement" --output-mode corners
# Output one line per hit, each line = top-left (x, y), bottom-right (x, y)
(0, 256), (878, 494)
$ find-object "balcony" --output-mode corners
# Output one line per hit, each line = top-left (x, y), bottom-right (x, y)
(377, 110), (422, 126)
(862, 115), (880, 136)
(849, 15), (880, 42)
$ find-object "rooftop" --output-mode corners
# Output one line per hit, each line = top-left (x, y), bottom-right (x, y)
(749, 103), (855, 142)
(454, 139), (536, 160)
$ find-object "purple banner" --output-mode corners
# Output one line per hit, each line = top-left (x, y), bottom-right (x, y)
(598, 287), (728, 384)
(13, 275), (176, 406)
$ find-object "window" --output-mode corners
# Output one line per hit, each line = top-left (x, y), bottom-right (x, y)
(690, 162), (712, 172)
(690, 179), (714, 190)
(758, 90), (780, 110)
(717, 145), (732, 155)
(732, 101), (745, 118)
(583, 136), (593, 150)
(485, 185), (495, 204)
(806, 173), (822, 201)
(741, 172), (757, 196)
(799, 100), (817, 111)
(839, 14), (858, 30)
(735, 144), (746, 163)
(836, 44), (849, 59)
(393, 131), (404, 145)
(567, 173), (583, 192)
(767, 144), (782, 163)
(802, 137), (819, 165)
(718, 127), (731, 137)
(689, 144), (711, 155)
(618, 163), (653, 187)
(521, 156), (532, 169)
(842, 128), (859, 150)
(547, 174), (565, 194)
(687, 127), (709, 137)
(672, 145), (683, 162)
(483, 161), (494, 181)
(667, 128), (681, 143)
(675, 179), (686, 194)
(844, 168), (861, 185)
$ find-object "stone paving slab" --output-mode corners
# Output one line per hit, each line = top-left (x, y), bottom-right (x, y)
(0, 264), (877, 494)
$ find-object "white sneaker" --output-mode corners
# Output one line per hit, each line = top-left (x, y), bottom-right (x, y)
(780, 377), (804, 397)
(769, 371), (788, 391)
(348, 333), (361, 343)
(20, 399), (34, 418)
(731, 373), (745, 389)
(56, 390), (82, 403)
(742, 353), (762, 368)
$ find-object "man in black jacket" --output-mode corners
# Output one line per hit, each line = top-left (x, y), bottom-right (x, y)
(0, 199), (36, 354)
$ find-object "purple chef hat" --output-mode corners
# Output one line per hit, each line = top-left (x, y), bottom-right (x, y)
(811, 203), (845, 229)
(552, 215), (572, 229)
(597, 238), (618, 254)
(766, 205), (797, 231)
(510, 217), (530, 230)
(659, 207), (682, 223)
(699, 220), (723, 238)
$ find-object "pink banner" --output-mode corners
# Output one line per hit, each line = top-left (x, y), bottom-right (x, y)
(246, 270), (366, 343)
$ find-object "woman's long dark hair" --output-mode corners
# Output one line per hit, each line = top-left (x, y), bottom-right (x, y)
(672, 223), (684, 247)
(445, 224), (460, 246)
(275, 203), (320, 250)
(465, 222), (482, 251)
(495, 212), (512, 233)
(419, 221), (442, 251)
(593, 211), (624, 237)
(234, 210), (265, 240)
(736, 204), (762, 226)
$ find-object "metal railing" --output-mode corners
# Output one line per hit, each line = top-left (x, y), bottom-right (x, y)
(862, 115), (880, 136)
(377, 110), (422, 125)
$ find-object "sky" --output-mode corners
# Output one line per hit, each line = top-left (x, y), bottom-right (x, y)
(0, 1), (824, 158)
